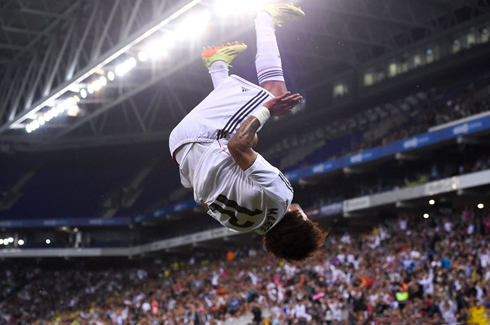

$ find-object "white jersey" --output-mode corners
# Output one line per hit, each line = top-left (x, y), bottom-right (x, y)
(194, 140), (293, 234)
(169, 75), (294, 234)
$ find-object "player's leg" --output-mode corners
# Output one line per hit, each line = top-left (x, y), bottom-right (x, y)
(202, 42), (247, 89)
(255, 4), (304, 97)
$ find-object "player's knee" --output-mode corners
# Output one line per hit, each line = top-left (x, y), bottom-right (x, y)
(260, 80), (287, 97)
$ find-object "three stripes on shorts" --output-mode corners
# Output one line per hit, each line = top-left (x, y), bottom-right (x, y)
(217, 90), (269, 140)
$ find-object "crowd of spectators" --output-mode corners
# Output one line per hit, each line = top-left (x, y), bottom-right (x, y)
(2, 205), (490, 325)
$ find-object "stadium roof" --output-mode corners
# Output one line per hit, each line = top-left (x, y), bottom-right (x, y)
(0, 0), (489, 152)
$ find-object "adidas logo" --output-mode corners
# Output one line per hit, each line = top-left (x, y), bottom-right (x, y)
(242, 87), (250, 92)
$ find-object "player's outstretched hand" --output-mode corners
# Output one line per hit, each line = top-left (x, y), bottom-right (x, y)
(263, 92), (303, 117)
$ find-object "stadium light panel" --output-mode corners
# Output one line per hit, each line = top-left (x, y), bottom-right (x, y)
(429, 199), (435, 205)
(38, 117), (45, 126)
(3, 239), (7, 245)
(18, 239), (24, 246)
(8, 237), (13, 243)
(87, 84), (94, 94)
(11, 0), (204, 132)
(423, 213), (429, 219)
(478, 203), (484, 209)
(46, 239), (51, 244)
(99, 77), (107, 87)
(80, 89), (87, 98)
(0, 239), (3, 244)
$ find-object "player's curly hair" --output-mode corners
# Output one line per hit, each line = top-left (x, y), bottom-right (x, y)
(263, 210), (327, 262)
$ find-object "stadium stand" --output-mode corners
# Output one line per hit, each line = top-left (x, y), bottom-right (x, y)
(1, 206), (490, 324)
(264, 74), (490, 173)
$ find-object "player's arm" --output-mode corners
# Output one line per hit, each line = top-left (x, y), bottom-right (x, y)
(228, 92), (302, 171)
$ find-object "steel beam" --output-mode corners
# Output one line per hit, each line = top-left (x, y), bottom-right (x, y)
(0, 0), (203, 133)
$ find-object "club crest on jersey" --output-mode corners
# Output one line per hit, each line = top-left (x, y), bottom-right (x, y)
(241, 87), (250, 92)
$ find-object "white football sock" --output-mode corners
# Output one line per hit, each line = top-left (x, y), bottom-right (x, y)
(255, 11), (284, 84)
(208, 60), (229, 89)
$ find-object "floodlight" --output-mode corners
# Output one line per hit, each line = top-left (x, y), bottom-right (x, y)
(18, 239), (24, 246)
(8, 237), (13, 243)
(429, 199), (435, 205)
(66, 97), (77, 106)
(116, 64), (128, 76)
(478, 203), (484, 209)
(128, 57), (137, 68)
(44, 112), (52, 122)
(175, 10), (211, 38)
(423, 213), (429, 219)
(138, 51), (148, 62)
(87, 84), (94, 94)
(67, 105), (80, 117)
(214, 0), (236, 16)
(80, 89), (88, 98)
(99, 77), (107, 86)
(214, 0), (265, 16)
(146, 41), (170, 59)
(3, 239), (7, 245)
(46, 239), (51, 244)
(107, 71), (115, 81)
(0, 239), (3, 244)
(93, 80), (102, 91)
(74, 95), (81, 102)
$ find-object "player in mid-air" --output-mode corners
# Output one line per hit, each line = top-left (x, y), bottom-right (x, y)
(169, 4), (326, 262)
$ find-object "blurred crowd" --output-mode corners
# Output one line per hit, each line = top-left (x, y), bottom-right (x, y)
(2, 205), (490, 325)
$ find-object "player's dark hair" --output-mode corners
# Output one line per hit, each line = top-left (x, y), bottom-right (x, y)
(263, 210), (326, 262)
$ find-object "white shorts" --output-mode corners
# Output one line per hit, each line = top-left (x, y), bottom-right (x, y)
(169, 75), (274, 164)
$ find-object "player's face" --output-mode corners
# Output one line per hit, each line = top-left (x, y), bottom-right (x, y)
(288, 203), (308, 221)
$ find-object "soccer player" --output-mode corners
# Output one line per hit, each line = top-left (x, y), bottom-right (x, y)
(169, 4), (326, 262)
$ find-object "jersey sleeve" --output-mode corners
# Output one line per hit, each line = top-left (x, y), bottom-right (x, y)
(179, 168), (192, 188)
(243, 153), (294, 204)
